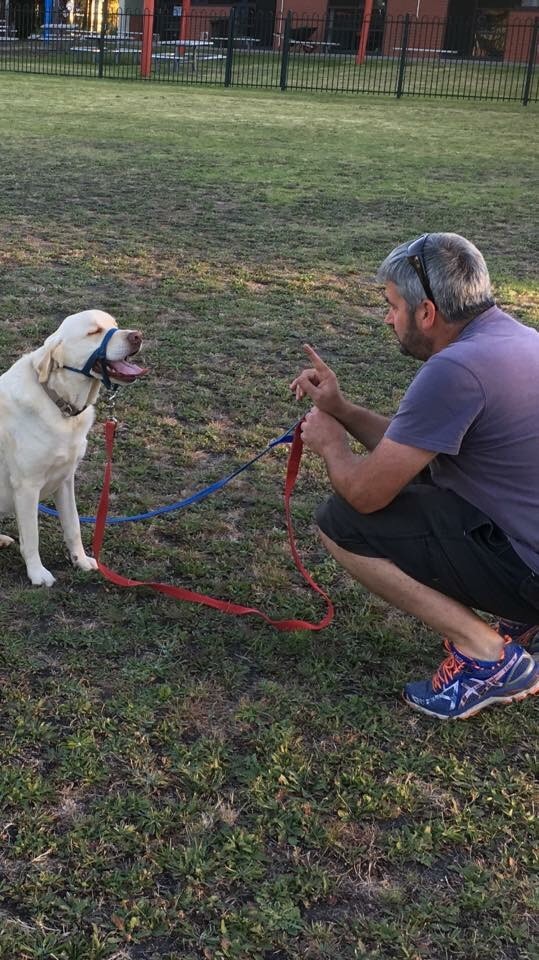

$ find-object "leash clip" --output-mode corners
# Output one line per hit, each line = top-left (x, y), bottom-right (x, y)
(106, 385), (119, 423)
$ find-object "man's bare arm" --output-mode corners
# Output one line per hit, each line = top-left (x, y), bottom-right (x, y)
(300, 408), (436, 514)
(290, 344), (390, 451)
(330, 398), (391, 451)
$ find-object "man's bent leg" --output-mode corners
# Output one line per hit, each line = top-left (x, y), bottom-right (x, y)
(319, 530), (504, 661)
(316, 486), (539, 718)
(319, 530), (539, 719)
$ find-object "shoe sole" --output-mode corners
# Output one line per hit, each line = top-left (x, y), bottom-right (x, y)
(403, 675), (539, 720)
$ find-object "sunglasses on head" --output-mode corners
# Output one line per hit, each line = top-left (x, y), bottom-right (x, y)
(407, 233), (437, 308)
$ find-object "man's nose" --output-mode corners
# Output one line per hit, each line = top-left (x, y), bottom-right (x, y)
(128, 331), (143, 350)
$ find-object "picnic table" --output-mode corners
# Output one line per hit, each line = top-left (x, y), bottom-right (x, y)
(69, 36), (226, 72)
(0, 19), (17, 41)
(79, 31), (152, 44)
(234, 36), (260, 50)
(393, 46), (458, 55)
(289, 39), (339, 54)
(33, 23), (82, 42)
(70, 44), (144, 64)
(153, 39), (225, 73)
(211, 36), (260, 51)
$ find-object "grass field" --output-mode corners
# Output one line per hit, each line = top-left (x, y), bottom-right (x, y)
(0, 75), (537, 960)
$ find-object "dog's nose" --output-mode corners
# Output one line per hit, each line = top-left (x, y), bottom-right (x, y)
(128, 331), (143, 350)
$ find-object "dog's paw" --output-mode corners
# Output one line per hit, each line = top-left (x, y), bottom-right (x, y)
(28, 566), (56, 587)
(0, 535), (14, 548)
(73, 555), (98, 572)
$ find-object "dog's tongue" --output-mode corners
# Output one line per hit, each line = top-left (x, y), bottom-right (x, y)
(108, 359), (147, 378)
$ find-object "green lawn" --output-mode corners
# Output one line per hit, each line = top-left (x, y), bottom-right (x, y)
(0, 76), (537, 960)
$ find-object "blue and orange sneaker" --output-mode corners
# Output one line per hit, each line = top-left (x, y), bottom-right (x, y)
(403, 639), (539, 720)
(496, 618), (539, 657)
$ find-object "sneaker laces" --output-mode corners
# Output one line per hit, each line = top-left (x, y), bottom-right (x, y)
(432, 637), (509, 692)
(432, 640), (466, 691)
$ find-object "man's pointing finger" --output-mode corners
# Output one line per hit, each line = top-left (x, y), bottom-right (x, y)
(304, 344), (329, 369)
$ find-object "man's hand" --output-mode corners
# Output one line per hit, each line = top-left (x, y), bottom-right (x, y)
(290, 344), (346, 418)
(300, 407), (348, 459)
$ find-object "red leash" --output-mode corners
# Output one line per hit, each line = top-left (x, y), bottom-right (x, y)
(92, 419), (334, 631)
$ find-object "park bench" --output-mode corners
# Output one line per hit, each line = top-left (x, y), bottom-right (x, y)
(112, 47), (145, 63)
(151, 51), (194, 72)
(35, 24), (82, 43)
(152, 50), (226, 73)
(289, 39), (339, 53)
(70, 45), (101, 59)
(70, 45), (143, 64)
(393, 46), (458, 57)
(233, 37), (260, 50)
(212, 36), (260, 51)
(152, 40), (225, 72)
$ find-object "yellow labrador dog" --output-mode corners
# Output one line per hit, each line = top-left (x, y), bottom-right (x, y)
(0, 309), (146, 586)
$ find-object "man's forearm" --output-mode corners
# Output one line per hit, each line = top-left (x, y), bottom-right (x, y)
(333, 398), (391, 451)
(320, 440), (379, 514)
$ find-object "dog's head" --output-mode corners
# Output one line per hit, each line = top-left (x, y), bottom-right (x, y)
(34, 310), (147, 387)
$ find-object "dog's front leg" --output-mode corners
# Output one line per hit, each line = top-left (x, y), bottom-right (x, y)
(54, 476), (97, 573)
(13, 485), (56, 587)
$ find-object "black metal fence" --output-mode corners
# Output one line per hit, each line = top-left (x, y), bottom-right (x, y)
(0, 6), (537, 104)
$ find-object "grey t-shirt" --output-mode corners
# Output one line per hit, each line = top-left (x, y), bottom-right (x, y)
(385, 305), (539, 573)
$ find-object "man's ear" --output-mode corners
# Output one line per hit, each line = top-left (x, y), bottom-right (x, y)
(416, 299), (437, 331)
(33, 338), (65, 383)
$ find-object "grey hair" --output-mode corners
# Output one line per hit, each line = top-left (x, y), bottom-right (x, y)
(376, 232), (494, 324)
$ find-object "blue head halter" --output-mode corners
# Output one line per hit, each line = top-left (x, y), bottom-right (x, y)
(64, 327), (118, 390)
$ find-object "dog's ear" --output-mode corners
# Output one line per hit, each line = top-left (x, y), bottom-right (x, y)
(33, 337), (65, 383)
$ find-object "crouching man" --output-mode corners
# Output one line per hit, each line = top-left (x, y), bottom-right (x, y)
(291, 232), (539, 720)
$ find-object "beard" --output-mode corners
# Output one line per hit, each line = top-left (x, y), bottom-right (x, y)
(397, 313), (433, 361)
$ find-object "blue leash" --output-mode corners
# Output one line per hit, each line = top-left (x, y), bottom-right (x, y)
(38, 420), (302, 526)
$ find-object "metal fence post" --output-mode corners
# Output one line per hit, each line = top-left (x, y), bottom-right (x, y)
(98, 0), (108, 79)
(279, 10), (292, 92)
(522, 18), (539, 106)
(396, 14), (410, 99)
(224, 7), (236, 87)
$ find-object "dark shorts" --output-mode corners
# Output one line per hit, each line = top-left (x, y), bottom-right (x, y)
(316, 483), (539, 623)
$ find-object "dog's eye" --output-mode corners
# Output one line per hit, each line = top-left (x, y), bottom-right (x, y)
(86, 329), (101, 337)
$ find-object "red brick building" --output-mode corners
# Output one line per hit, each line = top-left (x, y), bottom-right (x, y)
(118, 0), (537, 63)
(385, 0), (538, 61)
(177, 0), (538, 62)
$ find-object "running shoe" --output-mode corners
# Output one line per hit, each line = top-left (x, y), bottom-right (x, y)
(403, 639), (539, 720)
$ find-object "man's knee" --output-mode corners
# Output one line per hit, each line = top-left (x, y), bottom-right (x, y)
(315, 494), (372, 554)
(317, 524), (353, 568)
(317, 525), (338, 555)
(316, 524), (398, 590)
